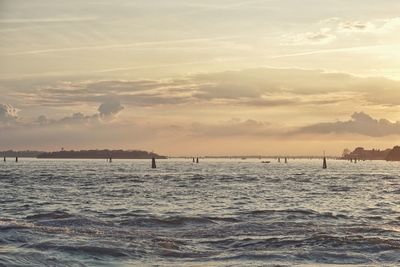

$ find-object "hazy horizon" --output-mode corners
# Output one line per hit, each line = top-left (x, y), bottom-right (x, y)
(2, 0), (400, 155)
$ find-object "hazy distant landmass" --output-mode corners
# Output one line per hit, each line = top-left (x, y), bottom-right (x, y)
(36, 150), (167, 159)
(385, 146), (400, 161)
(0, 150), (44, 158)
(343, 146), (400, 161)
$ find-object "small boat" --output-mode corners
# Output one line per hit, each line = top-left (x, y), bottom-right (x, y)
(261, 161), (271, 164)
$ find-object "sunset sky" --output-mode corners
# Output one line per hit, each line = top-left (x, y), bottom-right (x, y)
(1, 0), (400, 155)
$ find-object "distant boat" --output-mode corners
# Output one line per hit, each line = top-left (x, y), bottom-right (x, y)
(261, 161), (271, 164)
(241, 158), (247, 160)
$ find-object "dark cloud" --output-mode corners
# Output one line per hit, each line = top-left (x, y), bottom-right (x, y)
(98, 98), (124, 118)
(296, 112), (400, 137)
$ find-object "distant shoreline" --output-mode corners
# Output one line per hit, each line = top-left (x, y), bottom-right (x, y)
(1, 149), (167, 159)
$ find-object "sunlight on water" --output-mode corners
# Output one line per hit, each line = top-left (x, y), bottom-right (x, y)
(1, 158), (400, 266)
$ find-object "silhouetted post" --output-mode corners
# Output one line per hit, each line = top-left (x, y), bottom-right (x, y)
(152, 157), (156, 168)
(15, 157), (18, 163)
(196, 157), (199, 163)
(278, 157), (281, 163)
(323, 152), (327, 169)
(354, 158), (357, 163)
(3, 156), (5, 162)
(193, 158), (195, 163)
(284, 157), (287, 163)
(109, 157), (112, 163)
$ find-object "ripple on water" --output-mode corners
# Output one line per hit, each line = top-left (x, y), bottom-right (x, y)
(0, 159), (400, 266)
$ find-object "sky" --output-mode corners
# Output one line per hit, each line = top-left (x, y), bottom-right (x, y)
(1, 0), (400, 156)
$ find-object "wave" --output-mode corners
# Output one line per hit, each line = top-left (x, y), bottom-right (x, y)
(241, 209), (350, 219)
(120, 215), (217, 227)
(0, 251), (89, 267)
(26, 211), (73, 220)
(23, 242), (131, 258)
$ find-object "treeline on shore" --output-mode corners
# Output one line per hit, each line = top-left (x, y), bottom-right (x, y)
(342, 146), (400, 161)
(1, 149), (167, 159)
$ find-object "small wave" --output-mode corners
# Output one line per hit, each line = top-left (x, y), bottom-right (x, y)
(296, 251), (371, 264)
(36, 217), (110, 228)
(26, 211), (72, 221)
(304, 234), (400, 250)
(0, 251), (88, 267)
(242, 209), (349, 220)
(23, 242), (130, 258)
(205, 216), (240, 223)
(327, 185), (352, 192)
(0, 219), (33, 231)
(120, 215), (217, 227)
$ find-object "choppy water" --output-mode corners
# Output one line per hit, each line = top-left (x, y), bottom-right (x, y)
(1, 158), (400, 266)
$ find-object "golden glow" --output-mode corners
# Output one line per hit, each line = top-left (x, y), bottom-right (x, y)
(1, 1), (400, 155)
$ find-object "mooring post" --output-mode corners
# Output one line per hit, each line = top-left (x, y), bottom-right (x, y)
(152, 157), (156, 168)
(196, 157), (199, 163)
(15, 157), (18, 163)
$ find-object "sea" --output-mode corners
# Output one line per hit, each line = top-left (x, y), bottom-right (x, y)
(0, 158), (400, 266)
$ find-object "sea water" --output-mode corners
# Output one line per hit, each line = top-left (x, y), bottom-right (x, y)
(1, 158), (400, 266)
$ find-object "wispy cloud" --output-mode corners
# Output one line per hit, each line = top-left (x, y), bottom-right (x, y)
(0, 17), (97, 24)
(269, 44), (400, 59)
(5, 36), (241, 56)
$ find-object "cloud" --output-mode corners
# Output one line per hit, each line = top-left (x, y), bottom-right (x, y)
(338, 21), (372, 32)
(6, 68), (400, 112)
(36, 115), (49, 126)
(0, 103), (18, 124)
(282, 28), (336, 45)
(52, 99), (124, 125)
(0, 17), (97, 24)
(296, 112), (400, 137)
(6, 37), (239, 56)
(98, 98), (124, 118)
(284, 16), (400, 46)
(4, 98), (125, 129)
(330, 16), (400, 35)
(58, 112), (98, 125)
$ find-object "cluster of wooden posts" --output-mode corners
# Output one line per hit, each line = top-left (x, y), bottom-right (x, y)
(3, 157), (18, 162)
(3, 155), (330, 169)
